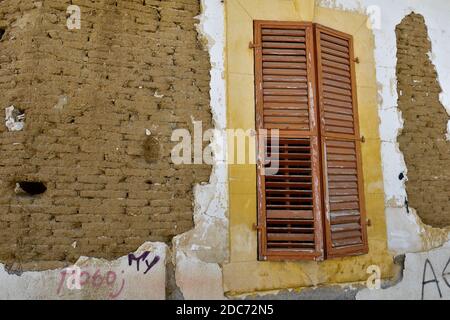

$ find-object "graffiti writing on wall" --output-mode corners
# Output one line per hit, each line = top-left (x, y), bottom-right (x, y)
(421, 257), (450, 300)
(57, 267), (125, 299)
(57, 251), (160, 299)
(128, 251), (160, 274)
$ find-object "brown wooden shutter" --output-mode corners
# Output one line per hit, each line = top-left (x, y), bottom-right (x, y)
(254, 21), (324, 261)
(314, 25), (368, 258)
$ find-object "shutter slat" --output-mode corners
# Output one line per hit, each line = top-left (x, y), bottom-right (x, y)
(324, 85), (352, 96)
(316, 25), (368, 258)
(323, 72), (351, 83)
(263, 116), (310, 124)
(263, 55), (307, 63)
(328, 174), (358, 182)
(321, 46), (350, 59)
(262, 29), (306, 36)
(264, 88), (309, 96)
(268, 226), (314, 232)
(262, 42), (306, 49)
(323, 60), (351, 72)
(323, 78), (352, 90)
(322, 53), (350, 65)
(264, 102), (309, 110)
(264, 82), (308, 89)
(263, 69), (308, 76)
(266, 210), (313, 220)
(262, 36), (306, 42)
(264, 109), (309, 117)
(324, 112), (354, 122)
(329, 188), (359, 196)
(323, 67), (351, 79)
(268, 233), (314, 242)
(320, 40), (349, 54)
(262, 49), (306, 55)
(331, 214), (360, 225)
(331, 230), (362, 241)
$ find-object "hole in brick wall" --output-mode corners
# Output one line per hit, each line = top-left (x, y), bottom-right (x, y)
(0, 28), (5, 41)
(143, 136), (160, 163)
(15, 181), (47, 196)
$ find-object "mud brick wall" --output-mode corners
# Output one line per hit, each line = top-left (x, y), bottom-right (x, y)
(0, 0), (212, 271)
(396, 13), (450, 228)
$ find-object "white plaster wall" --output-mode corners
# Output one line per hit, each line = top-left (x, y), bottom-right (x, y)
(318, 0), (450, 254)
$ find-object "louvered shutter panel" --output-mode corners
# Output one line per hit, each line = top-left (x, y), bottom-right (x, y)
(254, 21), (324, 261)
(315, 25), (368, 258)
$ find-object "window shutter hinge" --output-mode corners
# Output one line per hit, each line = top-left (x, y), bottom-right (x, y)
(249, 42), (261, 49)
(367, 218), (372, 227)
(361, 135), (365, 143)
(354, 57), (360, 64)
(252, 223), (263, 231)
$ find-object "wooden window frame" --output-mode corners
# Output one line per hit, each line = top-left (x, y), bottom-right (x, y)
(254, 20), (369, 261)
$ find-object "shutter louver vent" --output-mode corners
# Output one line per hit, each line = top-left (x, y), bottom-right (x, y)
(265, 138), (315, 252)
(261, 26), (310, 133)
(315, 25), (368, 257)
(255, 22), (324, 261)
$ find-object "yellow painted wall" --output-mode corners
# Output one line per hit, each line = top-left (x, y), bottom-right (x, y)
(224, 0), (395, 295)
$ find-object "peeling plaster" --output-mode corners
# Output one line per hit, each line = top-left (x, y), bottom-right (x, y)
(386, 208), (450, 253)
(172, 0), (228, 299)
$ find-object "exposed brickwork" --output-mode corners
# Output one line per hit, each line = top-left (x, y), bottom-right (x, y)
(396, 13), (450, 228)
(0, 0), (212, 271)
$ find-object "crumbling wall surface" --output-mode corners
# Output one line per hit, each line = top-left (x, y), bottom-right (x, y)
(0, 0), (212, 271)
(396, 13), (450, 228)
